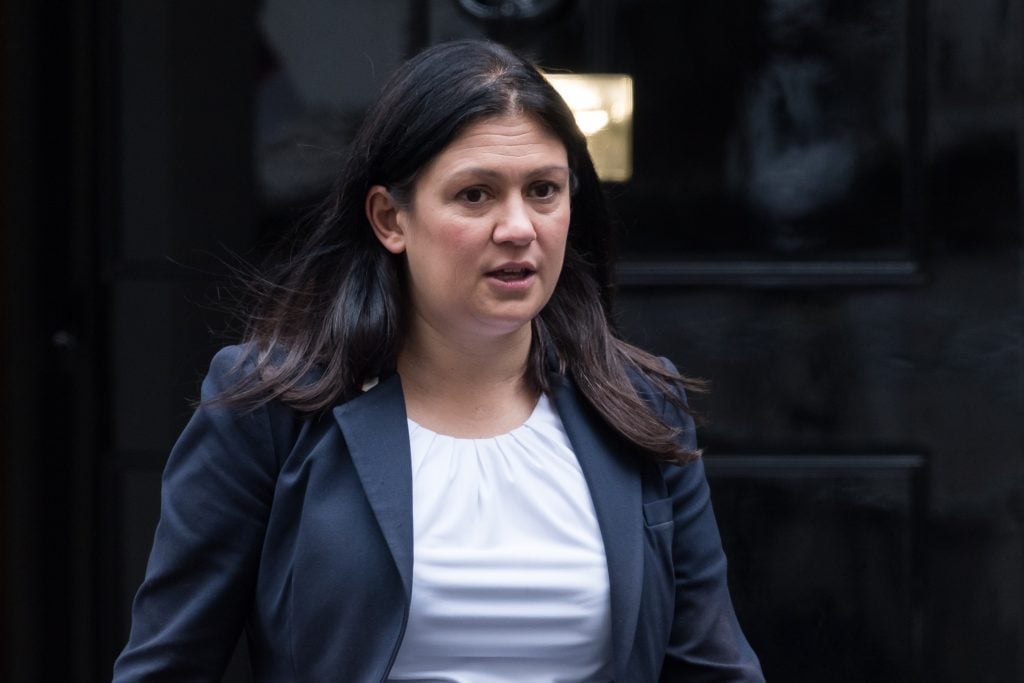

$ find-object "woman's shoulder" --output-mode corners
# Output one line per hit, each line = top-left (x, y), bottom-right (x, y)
(206, 342), (289, 378)
(199, 343), (313, 429)
(624, 354), (698, 454)
(625, 355), (688, 404)
(198, 344), (335, 468)
(203, 342), (326, 400)
(206, 343), (251, 380)
(201, 343), (271, 401)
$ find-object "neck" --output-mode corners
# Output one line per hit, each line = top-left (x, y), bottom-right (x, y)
(396, 318), (537, 437)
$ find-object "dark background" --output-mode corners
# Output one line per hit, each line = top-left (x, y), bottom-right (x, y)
(2, 1), (1021, 680)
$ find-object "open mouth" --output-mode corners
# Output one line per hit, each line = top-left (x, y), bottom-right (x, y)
(488, 267), (535, 282)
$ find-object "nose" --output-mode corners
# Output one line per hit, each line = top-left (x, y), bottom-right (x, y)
(492, 196), (537, 246)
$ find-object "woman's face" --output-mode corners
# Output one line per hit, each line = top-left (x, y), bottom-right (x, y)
(369, 113), (571, 344)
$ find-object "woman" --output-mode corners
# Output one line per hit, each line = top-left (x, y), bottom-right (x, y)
(113, 40), (764, 682)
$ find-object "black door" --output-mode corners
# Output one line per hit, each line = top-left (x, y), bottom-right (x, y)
(3, 1), (1019, 681)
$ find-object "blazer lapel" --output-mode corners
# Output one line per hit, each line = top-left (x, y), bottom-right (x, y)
(332, 374), (414, 598)
(332, 369), (643, 675)
(549, 371), (644, 680)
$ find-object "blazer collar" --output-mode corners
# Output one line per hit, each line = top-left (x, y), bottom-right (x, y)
(331, 373), (415, 598)
(332, 370), (644, 678)
(548, 370), (644, 680)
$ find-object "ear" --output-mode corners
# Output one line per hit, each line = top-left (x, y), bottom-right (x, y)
(365, 185), (407, 254)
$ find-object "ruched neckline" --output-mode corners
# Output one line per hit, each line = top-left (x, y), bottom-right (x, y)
(388, 393), (613, 683)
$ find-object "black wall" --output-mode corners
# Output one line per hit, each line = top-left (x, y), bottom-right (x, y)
(2, 1), (1021, 681)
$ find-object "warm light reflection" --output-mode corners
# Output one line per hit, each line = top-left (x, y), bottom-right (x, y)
(544, 73), (633, 182)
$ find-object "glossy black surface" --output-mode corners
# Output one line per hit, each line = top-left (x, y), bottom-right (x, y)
(708, 455), (925, 681)
(611, 1), (913, 261)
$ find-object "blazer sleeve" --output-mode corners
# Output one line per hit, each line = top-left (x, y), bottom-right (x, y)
(657, 359), (765, 682)
(112, 346), (281, 682)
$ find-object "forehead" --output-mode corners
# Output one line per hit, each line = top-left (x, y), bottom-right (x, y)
(424, 113), (568, 176)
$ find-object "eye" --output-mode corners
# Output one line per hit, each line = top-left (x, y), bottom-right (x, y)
(458, 187), (490, 204)
(529, 181), (562, 200)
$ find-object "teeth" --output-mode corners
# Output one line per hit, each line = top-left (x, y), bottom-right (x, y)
(491, 267), (531, 281)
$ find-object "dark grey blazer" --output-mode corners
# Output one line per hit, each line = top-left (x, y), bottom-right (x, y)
(113, 345), (763, 682)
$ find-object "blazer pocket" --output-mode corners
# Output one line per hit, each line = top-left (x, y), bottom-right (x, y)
(643, 496), (674, 527)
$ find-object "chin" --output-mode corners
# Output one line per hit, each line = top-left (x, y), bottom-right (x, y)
(473, 310), (540, 337)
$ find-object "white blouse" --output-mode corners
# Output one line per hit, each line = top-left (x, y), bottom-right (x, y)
(386, 394), (613, 682)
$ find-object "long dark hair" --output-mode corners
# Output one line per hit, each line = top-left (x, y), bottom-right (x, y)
(224, 39), (701, 463)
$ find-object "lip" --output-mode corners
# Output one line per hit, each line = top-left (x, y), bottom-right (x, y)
(487, 261), (536, 273)
(485, 261), (538, 290)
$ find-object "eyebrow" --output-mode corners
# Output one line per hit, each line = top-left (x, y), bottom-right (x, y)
(448, 164), (570, 181)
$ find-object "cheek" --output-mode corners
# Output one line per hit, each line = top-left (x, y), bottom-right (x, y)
(541, 213), (571, 263)
(405, 222), (480, 282)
